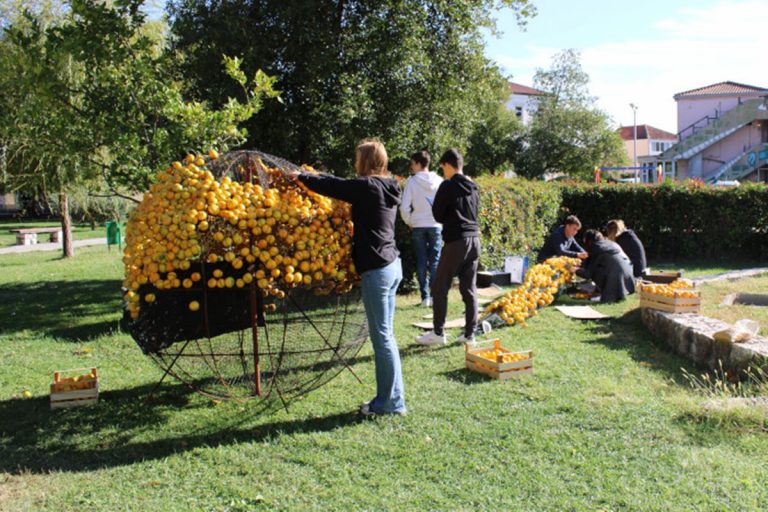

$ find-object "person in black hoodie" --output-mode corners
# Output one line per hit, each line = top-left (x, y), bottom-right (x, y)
(416, 149), (488, 346)
(293, 140), (406, 416)
(577, 230), (636, 302)
(605, 219), (647, 278)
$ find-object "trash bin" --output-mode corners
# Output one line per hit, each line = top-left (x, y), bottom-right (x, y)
(106, 221), (122, 250)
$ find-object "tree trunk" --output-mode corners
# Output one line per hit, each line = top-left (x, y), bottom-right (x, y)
(60, 191), (74, 258)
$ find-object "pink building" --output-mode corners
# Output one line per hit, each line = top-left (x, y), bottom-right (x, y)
(646, 81), (768, 183)
(616, 124), (677, 164)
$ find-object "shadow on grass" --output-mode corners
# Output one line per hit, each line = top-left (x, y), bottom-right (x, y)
(0, 279), (122, 341)
(0, 379), (366, 475)
(580, 308), (696, 387)
(441, 367), (492, 385)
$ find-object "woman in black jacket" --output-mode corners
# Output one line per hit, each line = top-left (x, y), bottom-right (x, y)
(292, 140), (406, 416)
(577, 230), (636, 302)
(606, 219), (647, 278)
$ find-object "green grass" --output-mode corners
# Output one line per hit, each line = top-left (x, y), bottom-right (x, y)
(1, 248), (767, 511)
(0, 220), (104, 247)
(697, 275), (768, 329)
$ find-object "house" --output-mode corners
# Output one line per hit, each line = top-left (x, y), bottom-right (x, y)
(616, 125), (677, 165)
(506, 82), (546, 126)
(647, 81), (768, 183)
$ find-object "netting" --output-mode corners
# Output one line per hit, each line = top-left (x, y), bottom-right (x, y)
(121, 150), (368, 403)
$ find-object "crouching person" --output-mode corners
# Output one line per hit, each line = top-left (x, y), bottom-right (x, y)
(577, 230), (636, 303)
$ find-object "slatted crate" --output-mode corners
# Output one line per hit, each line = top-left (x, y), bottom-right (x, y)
(638, 289), (700, 313)
(465, 339), (533, 380)
(50, 368), (99, 410)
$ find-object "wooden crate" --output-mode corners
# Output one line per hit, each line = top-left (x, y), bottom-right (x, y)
(638, 289), (700, 313)
(465, 339), (533, 380)
(642, 271), (682, 284)
(50, 368), (99, 410)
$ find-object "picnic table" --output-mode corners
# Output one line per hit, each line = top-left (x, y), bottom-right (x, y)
(11, 227), (63, 246)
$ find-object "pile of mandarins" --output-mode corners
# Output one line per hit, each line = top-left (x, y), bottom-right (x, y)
(122, 151), (357, 320)
(638, 279), (698, 298)
(483, 256), (581, 327)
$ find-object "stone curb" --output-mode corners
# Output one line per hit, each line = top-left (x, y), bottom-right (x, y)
(641, 308), (768, 374)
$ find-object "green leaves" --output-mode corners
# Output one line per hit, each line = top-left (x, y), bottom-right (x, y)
(0, 1), (279, 195)
(168, 0), (535, 174)
(515, 49), (627, 179)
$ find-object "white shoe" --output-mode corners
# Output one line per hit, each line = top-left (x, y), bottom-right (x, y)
(455, 333), (476, 345)
(480, 320), (492, 334)
(421, 298), (433, 307)
(415, 330), (446, 346)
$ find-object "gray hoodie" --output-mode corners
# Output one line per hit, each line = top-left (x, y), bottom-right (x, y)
(400, 171), (443, 228)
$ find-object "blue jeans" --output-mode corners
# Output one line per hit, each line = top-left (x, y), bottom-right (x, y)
(360, 258), (406, 414)
(411, 227), (442, 301)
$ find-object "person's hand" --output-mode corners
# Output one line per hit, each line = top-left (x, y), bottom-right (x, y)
(577, 252), (588, 260)
(287, 169), (301, 178)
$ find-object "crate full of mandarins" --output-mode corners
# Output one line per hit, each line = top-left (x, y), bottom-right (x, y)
(638, 279), (700, 313)
(50, 368), (99, 410)
(465, 339), (533, 380)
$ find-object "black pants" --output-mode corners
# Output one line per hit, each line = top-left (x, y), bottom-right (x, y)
(431, 237), (480, 337)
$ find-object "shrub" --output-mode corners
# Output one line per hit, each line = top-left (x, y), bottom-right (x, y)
(397, 179), (768, 294)
(560, 182), (768, 260)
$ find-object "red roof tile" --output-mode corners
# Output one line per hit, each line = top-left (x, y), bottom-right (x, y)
(508, 82), (546, 96)
(674, 81), (768, 99)
(617, 125), (677, 141)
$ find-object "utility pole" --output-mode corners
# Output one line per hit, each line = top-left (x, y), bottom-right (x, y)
(630, 103), (638, 180)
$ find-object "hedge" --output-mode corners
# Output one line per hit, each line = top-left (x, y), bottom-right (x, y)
(396, 179), (768, 293)
(560, 182), (768, 260)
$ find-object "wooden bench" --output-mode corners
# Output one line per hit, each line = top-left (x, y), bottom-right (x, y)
(11, 227), (63, 245)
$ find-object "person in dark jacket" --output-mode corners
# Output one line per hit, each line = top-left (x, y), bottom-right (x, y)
(577, 230), (636, 303)
(293, 139), (406, 416)
(537, 215), (589, 263)
(605, 219), (647, 278)
(416, 149), (488, 347)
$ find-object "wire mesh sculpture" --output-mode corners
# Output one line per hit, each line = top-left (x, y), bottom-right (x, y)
(122, 151), (368, 406)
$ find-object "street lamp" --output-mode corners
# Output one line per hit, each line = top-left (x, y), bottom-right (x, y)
(629, 103), (638, 169)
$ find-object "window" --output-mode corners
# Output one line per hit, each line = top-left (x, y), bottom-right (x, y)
(515, 106), (523, 118)
(652, 141), (671, 153)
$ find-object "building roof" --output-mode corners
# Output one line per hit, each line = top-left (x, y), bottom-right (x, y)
(673, 81), (768, 100)
(617, 124), (677, 141)
(508, 82), (546, 96)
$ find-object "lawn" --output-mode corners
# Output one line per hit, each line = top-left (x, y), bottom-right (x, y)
(0, 220), (104, 248)
(696, 275), (768, 329)
(1, 248), (767, 511)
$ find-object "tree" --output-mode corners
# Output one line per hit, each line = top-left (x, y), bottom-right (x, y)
(0, 0), (278, 257)
(167, 0), (537, 174)
(464, 95), (525, 176)
(515, 49), (627, 179)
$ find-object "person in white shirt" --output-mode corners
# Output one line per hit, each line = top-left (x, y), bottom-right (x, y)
(400, 150), (443, 307)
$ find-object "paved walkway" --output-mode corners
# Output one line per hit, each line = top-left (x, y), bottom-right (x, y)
(692, 267), (768, 283)
(0, 237), (107, 255)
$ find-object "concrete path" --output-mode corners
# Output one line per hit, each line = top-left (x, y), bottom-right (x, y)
(0, 237), (107, 255)
(692, 267), (768, 283)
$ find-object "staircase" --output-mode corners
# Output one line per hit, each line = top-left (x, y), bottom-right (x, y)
(707, 142), (768, 182)
(660, 98), (768, 162)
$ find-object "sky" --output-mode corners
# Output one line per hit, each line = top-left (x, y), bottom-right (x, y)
(484, 0), (768, 133)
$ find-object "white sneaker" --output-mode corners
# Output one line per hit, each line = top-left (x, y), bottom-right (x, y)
(481, 320), (492, 334)
(421, 298), (433, 307)
(415, 330), (446, 346)
(455, 333), (476, 345)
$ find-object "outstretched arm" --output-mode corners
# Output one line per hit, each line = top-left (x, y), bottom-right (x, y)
(296, 173), (360, 203)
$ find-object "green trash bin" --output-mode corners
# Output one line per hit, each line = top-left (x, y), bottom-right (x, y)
(106, 221), (122, 250)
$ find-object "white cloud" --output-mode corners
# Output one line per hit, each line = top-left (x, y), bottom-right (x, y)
(492, 1), (768, 133)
